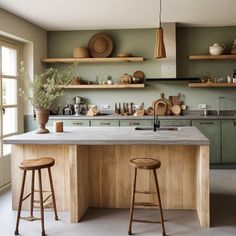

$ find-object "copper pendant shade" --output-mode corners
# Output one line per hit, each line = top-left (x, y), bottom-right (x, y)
(155, 27), (166, 58)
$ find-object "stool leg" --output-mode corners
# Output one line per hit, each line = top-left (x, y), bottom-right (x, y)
(48, 167), (59, 220)
(38, 169), (45, 236)
(30, 170), (35, 217)
(128, 168), (137, 235)
(153, 170), (166, 236)
(15, 170), (27, 235)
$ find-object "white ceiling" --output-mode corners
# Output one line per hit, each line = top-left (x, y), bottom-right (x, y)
(0, 0), (236, 30)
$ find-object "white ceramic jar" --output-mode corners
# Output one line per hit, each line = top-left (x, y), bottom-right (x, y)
(209, 43), (225, 55)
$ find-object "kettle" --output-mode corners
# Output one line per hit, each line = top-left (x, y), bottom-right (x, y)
(209, 43), (225, 55)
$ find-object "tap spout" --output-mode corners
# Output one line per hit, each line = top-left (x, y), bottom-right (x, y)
(153, 100), (160, 131)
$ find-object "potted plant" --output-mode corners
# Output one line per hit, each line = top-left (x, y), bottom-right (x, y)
(19, 62), (76, 134)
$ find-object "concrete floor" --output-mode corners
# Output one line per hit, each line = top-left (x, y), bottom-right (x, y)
(0, 169), (236, 236)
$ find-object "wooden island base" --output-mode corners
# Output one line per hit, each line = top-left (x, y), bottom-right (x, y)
(11, 144), (209, 227)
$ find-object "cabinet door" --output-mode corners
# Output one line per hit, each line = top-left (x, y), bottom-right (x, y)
(222, 120), (236, 163)
(48, 119), (90, 126)
(90, 119), (119, 127)
(120, 119), (153, 127)
(192, 120), (221, 164)
(160, 120), (191, 126)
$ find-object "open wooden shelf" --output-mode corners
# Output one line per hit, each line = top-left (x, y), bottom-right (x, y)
(41, 57), (144, 63)
(189, 82), (236, 88)
(54, 84), (145, 89)
(189, 54), (236, 60)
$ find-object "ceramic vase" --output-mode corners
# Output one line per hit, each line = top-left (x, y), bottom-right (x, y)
(35, 108), (50, 134)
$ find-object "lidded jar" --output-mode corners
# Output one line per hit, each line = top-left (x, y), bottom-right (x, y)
(209, 43), (225, 55)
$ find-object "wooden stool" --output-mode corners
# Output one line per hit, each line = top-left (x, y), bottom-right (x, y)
(15, 157), (58, 236)
(128, 158), (166, 236)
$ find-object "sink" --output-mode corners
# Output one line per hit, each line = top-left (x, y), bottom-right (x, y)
(135, 127), (179, 131)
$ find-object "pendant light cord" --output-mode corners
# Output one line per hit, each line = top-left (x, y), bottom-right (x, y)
(159, 0), (162, 27)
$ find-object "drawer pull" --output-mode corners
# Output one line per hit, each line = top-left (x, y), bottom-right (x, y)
(234, 122), (236, 126)
(73, 122), (83, 126)
(129, 122), (140, 126)
(101, 122), (111, 126)
(199, 122), (214, 125)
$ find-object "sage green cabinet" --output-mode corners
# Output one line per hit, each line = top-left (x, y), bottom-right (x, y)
(192, 120), (221, 164)
(48, 119), (90, 126)
(120, 119), (153, 127)
(160, 119), (191, 126)
(90, 119), (119, 127)
(222, 120), (236, 163)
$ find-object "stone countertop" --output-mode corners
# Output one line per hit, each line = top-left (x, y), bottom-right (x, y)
(4, 126), (209, 145)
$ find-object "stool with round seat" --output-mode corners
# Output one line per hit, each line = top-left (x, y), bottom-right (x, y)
(15, 157), (58, 236)
(128, 158), (166, 236)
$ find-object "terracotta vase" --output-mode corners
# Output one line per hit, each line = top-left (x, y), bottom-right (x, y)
(35, 108), (50, 134)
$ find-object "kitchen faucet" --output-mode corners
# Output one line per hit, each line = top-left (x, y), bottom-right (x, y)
(153, 100), (160, 131)
(217, 96), (225, 115)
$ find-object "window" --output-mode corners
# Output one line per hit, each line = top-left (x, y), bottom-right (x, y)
(0, 38), (22, 188)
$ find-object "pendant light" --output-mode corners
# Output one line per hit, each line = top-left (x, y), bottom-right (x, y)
(155, 0), (166, 58)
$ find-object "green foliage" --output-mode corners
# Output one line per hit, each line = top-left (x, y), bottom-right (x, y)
(19, 62), (77, 109)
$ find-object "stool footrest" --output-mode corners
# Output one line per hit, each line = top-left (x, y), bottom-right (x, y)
(20, 216), (41, 222)
(34, 194), (52, 204)
(135, 190), (156, 194)
(22, 193), (32, 202)
(134, 202), (159, 207)
(132, 218), (161, 224)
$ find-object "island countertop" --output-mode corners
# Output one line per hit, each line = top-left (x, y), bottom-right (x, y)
(4, 126), (209, 145)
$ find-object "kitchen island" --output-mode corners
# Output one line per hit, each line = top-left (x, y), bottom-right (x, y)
(4, 126), (210, 227)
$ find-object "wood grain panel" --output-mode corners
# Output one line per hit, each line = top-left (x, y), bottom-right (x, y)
(88, 146), (101, 207)
(77, 145), (89, 221)
(196, 145), (210, 227)
(115, 145), (132, 208)
(166, 145), (183, 209)
(182, 146), (196, 209)
(100, 146), (117, 207)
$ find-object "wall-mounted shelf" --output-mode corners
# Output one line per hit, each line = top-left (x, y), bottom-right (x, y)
(189, 55), (236, 60)
(54, 84), (145, 89)
(189, 83), (236, 88)
(146, 77), (199, 81)
(41, 57), (144, 63)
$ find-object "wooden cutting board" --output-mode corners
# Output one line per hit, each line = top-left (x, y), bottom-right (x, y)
(152, 99), (168, 116)
(171, 104), (181, 115)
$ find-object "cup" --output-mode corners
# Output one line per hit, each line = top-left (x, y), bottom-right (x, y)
(53, 121), (63, 132)
(233, 78), (236, 83)
(227, 76), (232, 83)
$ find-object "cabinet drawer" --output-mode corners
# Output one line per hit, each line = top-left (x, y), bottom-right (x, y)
(90, 120), (119, 127)
(222, 120), (236, 163)
(160, 120), (191, 126)
(48, 119), (90, 126)
(120, 119), (153, 127)
(192, 120), (221, 164)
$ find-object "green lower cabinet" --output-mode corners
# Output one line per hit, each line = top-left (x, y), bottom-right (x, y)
(192, 120), (221, 164)
(90, 119), (119, 127)
(120, 119), (153, 127)
(222, 120), (236, 163)
(48, 119), (90, 126)
(160, 119), (191, 126)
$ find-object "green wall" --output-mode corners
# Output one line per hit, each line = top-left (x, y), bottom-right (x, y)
(47, 27), (236, 111)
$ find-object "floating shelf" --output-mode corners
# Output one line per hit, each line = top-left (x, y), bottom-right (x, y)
(189, 83), (236, 88)
(54, 84), (145, 89)
(189, 54), (236, 60)
(41, 57), (144, 63)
